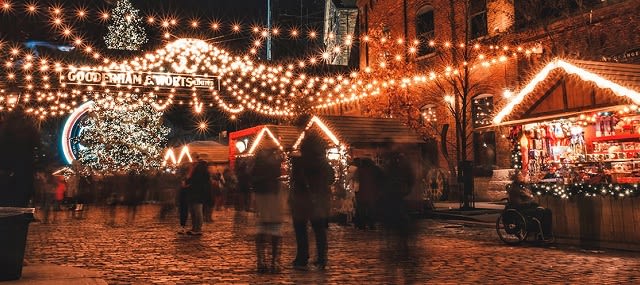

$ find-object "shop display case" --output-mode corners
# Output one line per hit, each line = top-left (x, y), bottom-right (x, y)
(516, 108), (640, 186)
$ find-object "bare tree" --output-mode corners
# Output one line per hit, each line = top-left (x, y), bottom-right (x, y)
(352, 1), (512, 207)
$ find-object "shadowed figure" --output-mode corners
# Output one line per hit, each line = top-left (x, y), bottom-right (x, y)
(185, 159), (211, 235)
(353, 157), (384, 230)
(234, 159), (252, 213)
(0, 110), (40, 208)
(125, 170), (147, 224)
(176, 164), (193, 234)
(289, 133), (334, 270)
(380, 152), (416, 250)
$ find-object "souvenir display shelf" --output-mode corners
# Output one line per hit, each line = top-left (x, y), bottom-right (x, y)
(514, 108), (640, 185)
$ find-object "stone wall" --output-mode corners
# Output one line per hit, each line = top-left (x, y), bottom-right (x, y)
(474, 168), (512, 201)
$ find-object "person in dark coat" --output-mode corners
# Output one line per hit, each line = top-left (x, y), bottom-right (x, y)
(185, 159), (211, 235)
(380, 152), (415, 239)
(177, 163), (193, 234)
(289, 134), (335, 270)
(353, 158), (384, 230)
(234, 159), (251, 212)
(507, 171), (553, 240)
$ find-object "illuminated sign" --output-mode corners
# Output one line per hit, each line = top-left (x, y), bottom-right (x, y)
(60, 70), (220, 90)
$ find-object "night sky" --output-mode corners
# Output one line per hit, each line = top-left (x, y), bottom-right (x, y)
(0, 0), (331, 165)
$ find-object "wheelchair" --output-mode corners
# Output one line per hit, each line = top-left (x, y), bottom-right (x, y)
(496, 199), (554, 245)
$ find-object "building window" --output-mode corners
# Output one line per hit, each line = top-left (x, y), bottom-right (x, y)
(469, 0), (487, 39)
(421, 104), (438, 124)
(473, 131), (496, 177)
(416, 6), (435, 56)
(472, 93), (494, 176)
(472, 94), (493, 128)
(514, 0), (602, 31)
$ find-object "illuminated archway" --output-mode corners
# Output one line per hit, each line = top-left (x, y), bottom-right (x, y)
(61, 101), (94, 164)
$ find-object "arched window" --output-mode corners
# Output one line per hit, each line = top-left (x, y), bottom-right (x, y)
(472, 94), (493, 128)
(420, 103), (438, 124)
(472, 94), (495, 176)
(416, 5), (435, 56)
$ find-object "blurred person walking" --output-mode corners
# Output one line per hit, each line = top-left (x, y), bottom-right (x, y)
(40, 172), (58, 224)
(289, 134), (334, 270)
(251, 146), (286, 273)
(185, 159), (211, 235)
(125, 169), (146, 224)
(176, 164), (193, 234)
(53, 175), (66, 211)
(222, 166), (237, 210)
(353, 158), (384, 230)
(380, 153), (416, 250)
(235, 160), (251, 212)
(203, 173), (218, 223)
(211, 172), (224, 213)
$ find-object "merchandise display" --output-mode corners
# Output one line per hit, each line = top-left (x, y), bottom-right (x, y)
(512, 105), (640, 188)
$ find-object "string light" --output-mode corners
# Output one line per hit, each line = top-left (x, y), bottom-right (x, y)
(494, 59), (640, 124)
(0, 2), (538, 119)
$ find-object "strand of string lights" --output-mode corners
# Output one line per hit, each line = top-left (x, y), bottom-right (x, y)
(0, 38), (530, 119)
(0, 0), (538, 119)
(0, 0), (541, 65)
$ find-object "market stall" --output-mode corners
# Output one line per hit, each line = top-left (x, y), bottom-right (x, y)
(490, 59), (640, 249)
(228, 125), (301, 211)
(292, 115), (427, 218)
(229, 125), (301, 168)
(163, 141), (229, 171)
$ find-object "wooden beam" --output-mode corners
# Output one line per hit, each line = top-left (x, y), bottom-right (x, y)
(561, 77), (568, 110)
(476, 104), (626, 131)
(524, 78), (564, 117)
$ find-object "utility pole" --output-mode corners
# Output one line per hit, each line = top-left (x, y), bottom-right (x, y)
(266, 0), (272, 60)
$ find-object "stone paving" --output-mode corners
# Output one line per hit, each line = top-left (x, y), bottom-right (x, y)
(23, 205), (640, 284)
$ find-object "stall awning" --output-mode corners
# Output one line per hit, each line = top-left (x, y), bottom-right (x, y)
(476, 105), (625, 131)
(489, 58), (640, 128)
(293, 115), (425, 149)
(228, 124), (301, 163)
(187, 141), (229, 163)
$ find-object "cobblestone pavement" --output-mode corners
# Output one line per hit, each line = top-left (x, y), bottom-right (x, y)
(24, 205), (640, 284)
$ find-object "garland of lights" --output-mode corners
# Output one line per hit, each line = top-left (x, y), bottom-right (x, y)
(508, 126), (523, 170)
(493, 59), (640, 124)
(0, 1), (540, 119)
(0, 38), (526, 119)
(103, 0), (148, 50)
(0, 1), (540, 64)
(531, 183), (639, 198)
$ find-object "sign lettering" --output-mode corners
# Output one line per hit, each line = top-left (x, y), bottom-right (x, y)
(61, 70), (220, 89)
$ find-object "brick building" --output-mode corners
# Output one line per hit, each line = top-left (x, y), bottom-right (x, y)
(337, 0), (640, 201)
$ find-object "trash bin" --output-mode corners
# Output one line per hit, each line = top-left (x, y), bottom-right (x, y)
(0, 207), (35, 281)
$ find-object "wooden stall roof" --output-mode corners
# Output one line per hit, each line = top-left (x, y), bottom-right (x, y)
(265, 125), (301, 150)
(490, 59), (640, 127)
(570, 60), (640, 91)
(310, 115), (425, 145)
(187, 141), (229, 163)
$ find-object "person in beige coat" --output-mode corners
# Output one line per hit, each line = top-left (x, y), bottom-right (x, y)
(251, 146), (287, 273)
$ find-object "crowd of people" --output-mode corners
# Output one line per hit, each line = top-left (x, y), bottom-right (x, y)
(172, 132), (417, 273)
(28, 132), (418, 274)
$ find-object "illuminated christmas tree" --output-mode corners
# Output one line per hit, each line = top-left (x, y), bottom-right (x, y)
(77, 100), (169, 174)
(103, 0), (148, 50)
